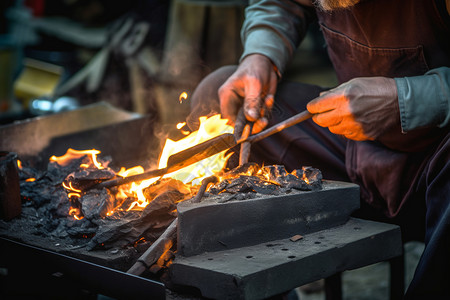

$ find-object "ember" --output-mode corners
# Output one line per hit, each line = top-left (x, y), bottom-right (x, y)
(13, 150), (192, 251)
(178, 92), (188, 103)
(206, 163), (322, 203)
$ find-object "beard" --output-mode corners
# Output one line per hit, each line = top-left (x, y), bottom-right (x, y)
(313, 0), (361, 11)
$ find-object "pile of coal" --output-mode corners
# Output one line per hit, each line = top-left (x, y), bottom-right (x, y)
(207, 163), (322, 202)
(15, 157), (191, 250)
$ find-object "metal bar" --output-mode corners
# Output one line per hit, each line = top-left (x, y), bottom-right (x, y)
(245, 110), (313, 144)
(325, 272), (343, 300)
(94, 167), (168, 189)
(239, 123), (252, 165)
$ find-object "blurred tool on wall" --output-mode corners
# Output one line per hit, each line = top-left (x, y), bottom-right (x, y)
(1, 0), (247, 127)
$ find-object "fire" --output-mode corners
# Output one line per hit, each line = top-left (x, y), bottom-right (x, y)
(302, 173), (310, 184)
(158, 114), (233, 185)
(176, 122), (190, 135)
(179, 92), (188, 103)
(17, 159), (37, 182)
(50, 148), (104, 169)
(63, 181), (82, 192)
(115, 166), (160, 211)
(69, 207), (83, 220)
(68, 192), (81, 198)
(60, 114), (233, 220)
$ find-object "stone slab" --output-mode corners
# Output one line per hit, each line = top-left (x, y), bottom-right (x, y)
(177, 181), (359, 257)
(170, 218), (402, 300)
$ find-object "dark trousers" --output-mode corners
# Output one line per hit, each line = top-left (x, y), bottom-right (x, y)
(187, 66), (450, 298)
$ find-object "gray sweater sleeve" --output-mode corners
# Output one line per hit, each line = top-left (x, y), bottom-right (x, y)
(395, 67), (450, 132)
(240, 0), (311, 75)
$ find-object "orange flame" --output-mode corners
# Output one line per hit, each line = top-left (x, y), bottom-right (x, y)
(69, 207), (84, 220)
(158, 114), (233, 185)
(176, 122), (190, 135)
(179, 92), (188, 103)
(18, 160), (38, 182)
(302, 173), (310, 184)
(59, 114), (233, 219)
(114, 166), (160, 211)
(68, 192), (81, 198)
(63, 181), (82, 193)
(50, 148), (104, 169)
(176, 122), (186, 130)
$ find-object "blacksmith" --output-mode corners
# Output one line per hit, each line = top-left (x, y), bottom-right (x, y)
(187, 0), (450, 297)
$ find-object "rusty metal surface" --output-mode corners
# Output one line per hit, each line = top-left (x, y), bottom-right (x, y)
(0, 152), (21, 220)
(170, 218), (402, 300)
(0, 102), (140, 160)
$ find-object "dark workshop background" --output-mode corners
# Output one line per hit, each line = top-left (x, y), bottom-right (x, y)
(0, 0), (336, 127)
(0, 1), (422, 299)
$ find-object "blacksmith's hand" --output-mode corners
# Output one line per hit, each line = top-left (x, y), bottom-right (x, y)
(218, 54), (278, 133)
(306, 77), (399, 141)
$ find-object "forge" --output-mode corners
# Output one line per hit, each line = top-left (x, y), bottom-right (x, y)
(0, 103), (402, 299)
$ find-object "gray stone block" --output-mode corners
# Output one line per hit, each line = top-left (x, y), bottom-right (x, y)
(177, 181), (359, 257)
(170, 218), (402, 300)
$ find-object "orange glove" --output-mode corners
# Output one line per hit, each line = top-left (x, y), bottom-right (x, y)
(307, 77), (399, 141)
(218, 54), (278, 133)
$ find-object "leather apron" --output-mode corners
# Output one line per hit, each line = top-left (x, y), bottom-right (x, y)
(316, 0), (450, 219)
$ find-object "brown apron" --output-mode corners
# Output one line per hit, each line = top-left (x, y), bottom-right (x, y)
(316, 0), (450, 218)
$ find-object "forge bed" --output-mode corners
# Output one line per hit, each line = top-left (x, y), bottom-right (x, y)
(0, 104), (403, 299)
(0, 102), (164, 271)
(0, 103), (167, 298)
(0, 209), (151, 271)
(0, 178), (402, 300)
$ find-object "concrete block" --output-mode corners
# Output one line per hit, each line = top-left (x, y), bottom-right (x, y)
(177, 181), (359, 257)
(170, 218), (402, 300)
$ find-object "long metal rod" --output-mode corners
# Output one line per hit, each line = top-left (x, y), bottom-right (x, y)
(243, 110), (313, 144)
(239, 123), (253, 165)
(127, 219), (178, 276)
(94, 167), (167, 189)
(190, 175), (218, 204)
(127, 176), (217, 276)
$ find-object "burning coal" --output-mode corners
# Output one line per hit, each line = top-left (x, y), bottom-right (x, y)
(12, 114), (233, 250)
(44, 114), (234, 220)
(203, 163), (323, 203)
(9, 113), (322, 255)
